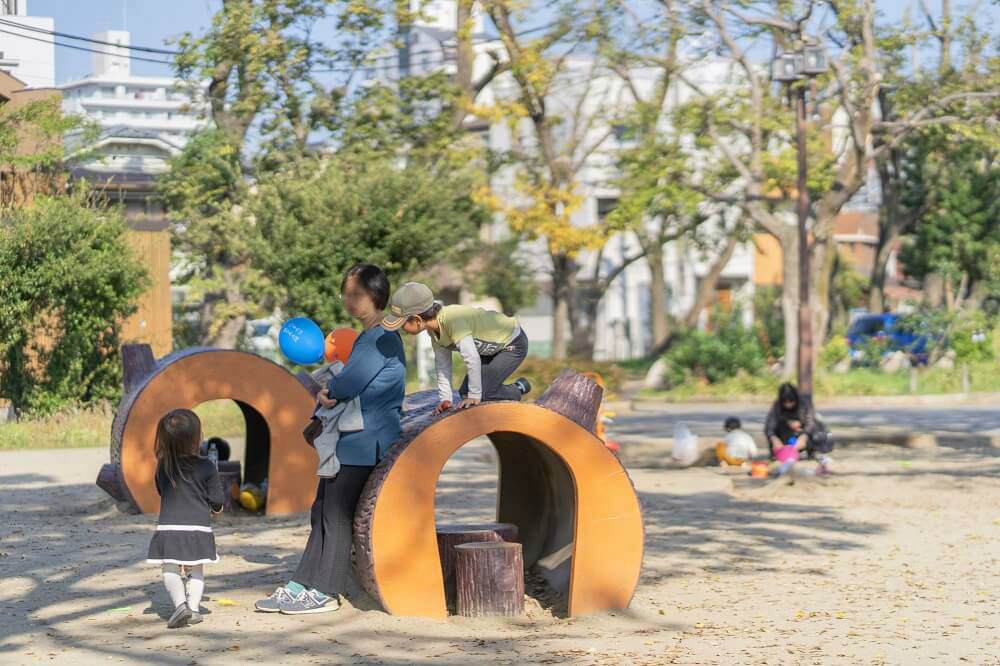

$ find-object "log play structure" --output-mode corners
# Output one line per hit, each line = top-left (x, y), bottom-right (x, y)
(97, 344), (644, 618)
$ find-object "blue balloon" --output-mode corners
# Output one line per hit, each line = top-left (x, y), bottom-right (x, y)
(279, 317), (325, 365)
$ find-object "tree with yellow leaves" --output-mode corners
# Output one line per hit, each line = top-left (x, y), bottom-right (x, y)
(473, 0), (637, 358)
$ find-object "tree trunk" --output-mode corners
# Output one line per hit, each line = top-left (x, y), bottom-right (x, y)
(455, 542), (525, 617)
(212, 313), (246, 349)
(436, 523), (519, 607)
(682, 233), (739, 328)
(568, 280), (601, 360)
(550, 254), (574, 360)
(451, 0), (475, 130)
(646, 243), (670, 349)
(779, 228), (800, 378)
(868, 227), (899, 313)
(810, 234), (837, 362)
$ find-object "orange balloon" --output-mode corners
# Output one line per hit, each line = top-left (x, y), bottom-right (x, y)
(324, 327), (359, 364)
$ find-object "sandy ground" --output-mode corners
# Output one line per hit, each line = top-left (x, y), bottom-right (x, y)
(2, 434), (1000, 665)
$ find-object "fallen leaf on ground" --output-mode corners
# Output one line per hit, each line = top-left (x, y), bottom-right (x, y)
(216, 598), (238, 606)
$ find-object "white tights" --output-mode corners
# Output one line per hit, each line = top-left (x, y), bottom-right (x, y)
(161, 564), (205, 611)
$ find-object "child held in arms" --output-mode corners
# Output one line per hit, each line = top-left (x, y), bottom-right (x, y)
(382, 282), (532, 412)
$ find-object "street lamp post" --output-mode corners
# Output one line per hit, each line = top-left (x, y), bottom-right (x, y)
(772, 42), (828, 400)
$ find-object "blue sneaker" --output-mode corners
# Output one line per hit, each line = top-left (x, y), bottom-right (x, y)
(254, 586), (298, 613)
(278, 589), (339, 615)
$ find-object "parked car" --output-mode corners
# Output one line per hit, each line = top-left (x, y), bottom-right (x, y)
(846, 313), (930, 365)
(244, 317), (279, 361)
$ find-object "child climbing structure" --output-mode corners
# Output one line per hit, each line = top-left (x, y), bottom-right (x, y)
(97, 346), (644, 617)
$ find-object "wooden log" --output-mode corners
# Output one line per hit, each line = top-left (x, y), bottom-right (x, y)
(455, 542), (525, 617)
(106, 345), (317, 514)
(436, 523), (518, 607)
(535, 369), (603, 435)
(353, 371), (643, 619)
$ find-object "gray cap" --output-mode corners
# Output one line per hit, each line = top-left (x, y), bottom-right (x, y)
(382, 282), (435, 330)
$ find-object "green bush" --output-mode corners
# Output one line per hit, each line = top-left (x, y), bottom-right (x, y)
(661, 310), (766, 388)
(819, 335), (849, 369)
(950, 310), (994, 363)
(752, 286), (784, 361)
(0, 194), (147, 415)
(856, 335), (891, 367)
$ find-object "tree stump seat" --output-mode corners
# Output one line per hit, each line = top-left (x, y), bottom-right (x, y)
(436, 522), (519, 607)
(455, 541), (525, 617)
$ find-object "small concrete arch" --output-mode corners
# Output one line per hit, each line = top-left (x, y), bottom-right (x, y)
(353, 372), (644, 618)
(100, 344), (317, 514)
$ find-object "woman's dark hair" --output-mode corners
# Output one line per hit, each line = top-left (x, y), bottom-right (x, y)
(777, 382), (799, 407)
(155, 408), (202, 488)
(724, 416), (741, 431)
(341, 264), (390, 310)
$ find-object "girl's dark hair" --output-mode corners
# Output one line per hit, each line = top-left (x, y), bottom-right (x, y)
(341, 264), (390, 310)
(777, 382), (799, 407)
(155, 408), (202, 488)
(724, 416), (741, 431)
(415, 300), (443, 321)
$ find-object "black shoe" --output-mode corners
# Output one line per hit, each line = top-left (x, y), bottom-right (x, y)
(514, 377), (531, 395)
(167, 602), (191, 629)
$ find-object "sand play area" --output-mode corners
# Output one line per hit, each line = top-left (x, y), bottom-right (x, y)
(2, 436), (1000, 665)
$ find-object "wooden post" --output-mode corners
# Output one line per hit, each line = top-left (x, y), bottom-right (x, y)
(455, 542), (525, 617)
(962, 363), (970, 393)
(436, 523), (518, 607)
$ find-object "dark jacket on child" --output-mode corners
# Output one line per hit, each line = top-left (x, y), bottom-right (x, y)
(146, 457), (224, 566)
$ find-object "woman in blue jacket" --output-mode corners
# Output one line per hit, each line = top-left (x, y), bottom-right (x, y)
(255, 264), (405, 615)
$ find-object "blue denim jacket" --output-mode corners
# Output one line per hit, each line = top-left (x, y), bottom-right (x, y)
(325, 325), (406, 465)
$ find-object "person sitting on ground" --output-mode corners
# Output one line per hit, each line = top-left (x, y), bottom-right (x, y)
(715, 417), (759, 466)
(764, 383), (833, 468)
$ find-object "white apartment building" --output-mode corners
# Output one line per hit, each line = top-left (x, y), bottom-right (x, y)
(60, 30), (207, 179)
(385, 2), (755, 361)
(0, 0), (55, 88)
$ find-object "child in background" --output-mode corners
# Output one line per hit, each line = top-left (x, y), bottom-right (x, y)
(382, 282), (531, 412)
(715, 416), (759, 466)
(146, 409), (225, 628)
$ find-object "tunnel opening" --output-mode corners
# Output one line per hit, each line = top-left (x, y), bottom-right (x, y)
(430, 429), (576, 616)
(192, 399), (270, 512)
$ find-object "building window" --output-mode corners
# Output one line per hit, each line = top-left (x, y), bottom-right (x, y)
(597, 198), (618, 222)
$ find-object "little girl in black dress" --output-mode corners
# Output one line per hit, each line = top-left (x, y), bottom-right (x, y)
(146, 409), (225, 628)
